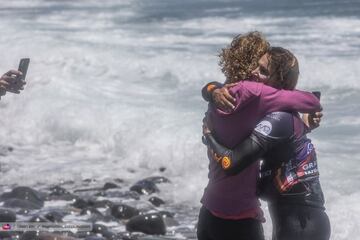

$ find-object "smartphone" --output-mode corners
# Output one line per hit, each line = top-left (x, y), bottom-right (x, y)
(18, 58), (30, 81)
(312, 91), (321, 100)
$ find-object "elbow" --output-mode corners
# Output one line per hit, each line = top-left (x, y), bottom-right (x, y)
(220, 156), (246, 175)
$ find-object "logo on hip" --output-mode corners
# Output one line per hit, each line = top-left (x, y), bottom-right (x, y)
(255, 120), (272, 136)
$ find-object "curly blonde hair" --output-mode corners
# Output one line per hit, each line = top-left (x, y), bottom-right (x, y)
(219, 31), (270, 83)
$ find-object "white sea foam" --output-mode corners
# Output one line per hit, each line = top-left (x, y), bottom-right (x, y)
(0, 1), (359, 239)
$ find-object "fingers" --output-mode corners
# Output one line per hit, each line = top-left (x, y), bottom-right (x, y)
(1, 70), (25, 86)
(312, 112), (323, 125)
(213, 88), (236, 111)
(4, 69), (22, 77)
(2, 70), (22, 83)
(0, 79), (10, 88)
(202, 123), (211, 135)
(220, 95), (235, 110)
(222, 90), (236, 104)
(314, 112), (323, 118)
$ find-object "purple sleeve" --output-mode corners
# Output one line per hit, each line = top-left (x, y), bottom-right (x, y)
(260, 85), (322, 114)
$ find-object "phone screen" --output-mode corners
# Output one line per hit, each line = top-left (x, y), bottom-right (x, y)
(18, 58), (30, 81)
(312, 91), (321, 100)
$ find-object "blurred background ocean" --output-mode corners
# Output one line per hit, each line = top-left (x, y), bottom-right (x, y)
(0, 0), (359, 239)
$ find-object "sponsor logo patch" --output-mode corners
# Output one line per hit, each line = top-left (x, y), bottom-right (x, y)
(255, 120), (273, 136)
(222, 156), (231, 169)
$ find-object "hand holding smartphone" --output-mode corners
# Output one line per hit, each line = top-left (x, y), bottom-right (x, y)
(18, 58), (30, 81)
(1, 58), (30, 94)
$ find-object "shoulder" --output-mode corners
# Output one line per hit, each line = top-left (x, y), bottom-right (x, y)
(226, 80), (263, 112)
(229, 80), (263, 97)
(254, 112), (294, 139)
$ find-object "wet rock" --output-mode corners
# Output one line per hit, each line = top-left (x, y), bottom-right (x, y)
(154, 211), (178, 227)
(126, 213), (166, 235)
(145, 176), (170, 184)
(80, 207), (103, 216)
(148, 197), (165, 207)
(92, 223), (109, 233)
(3, 198), (43, 209)
(130, 180), (159, 195)
(49, 186), (69, 196)
(0, 186), (45, 207)
(71, 198), (89, 209)
(48, 186), (77, 201)
(111, 204), (139, 220)
(103, 182), (119, 190)
(17, 208), (31, 215)
(29, 215), (50, 222)
(92, 224), (118, 240)
(44, 210), (65, 222)
(0, 208), (16, 222)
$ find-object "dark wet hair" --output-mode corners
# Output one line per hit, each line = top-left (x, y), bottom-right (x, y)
(267, 47), (299, 90)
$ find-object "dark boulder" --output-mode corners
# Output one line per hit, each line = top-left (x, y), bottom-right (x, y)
(111, 204), (139, 220)
(0, 186), (45, 207)
(80, 207), (103, 216)
(48, 186), (77, 201)
(71, 198), (89, 209)
(130, 180), (159, 195)
(44, 210), (66, 222)
(3, 198), (42, 210)
(126, 213), (166, 235)
(148, 197), (165, 207)
(145, 176), (170, 184)
(92, 224), (119, 240)
(103, 182), (119, 190)
(0, 208), (16, 222)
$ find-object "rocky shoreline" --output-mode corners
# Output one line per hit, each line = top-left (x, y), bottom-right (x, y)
(0, 173), (198, 240)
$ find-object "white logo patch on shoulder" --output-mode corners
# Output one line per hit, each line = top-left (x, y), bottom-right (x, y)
(255, 120), (273, 136)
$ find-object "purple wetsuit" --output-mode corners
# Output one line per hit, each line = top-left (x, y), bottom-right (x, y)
(201, 80), (321, 217)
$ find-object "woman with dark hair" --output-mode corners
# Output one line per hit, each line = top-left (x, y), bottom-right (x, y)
(197, 32), (323, 240)
(201, 47), (330, 240)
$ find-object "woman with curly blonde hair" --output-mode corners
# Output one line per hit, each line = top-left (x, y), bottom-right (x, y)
(197, 32), (322, 240)
(219, 31), (270, 84)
